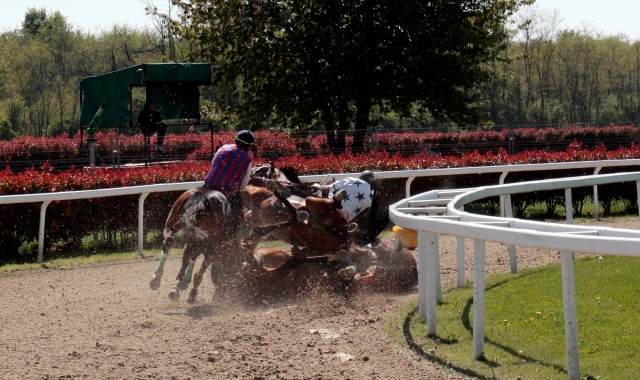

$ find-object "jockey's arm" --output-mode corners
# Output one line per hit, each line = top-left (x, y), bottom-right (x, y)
(311, 183), (331, 197)
(239, 162), (252, 191)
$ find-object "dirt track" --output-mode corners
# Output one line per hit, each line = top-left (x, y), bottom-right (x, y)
(1, 218), (636, 380)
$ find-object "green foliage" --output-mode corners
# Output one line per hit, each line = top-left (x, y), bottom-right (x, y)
(0, 8), (171, 138)
(169, 0), (527, 154)
(386, 254), (640, 379)
(482, 7), (640, 125)
(0, 118), (18, 140)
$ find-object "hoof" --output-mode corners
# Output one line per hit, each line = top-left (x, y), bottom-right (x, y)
(337, 265), (357, 281)
(176, 279), (190, 291)
(149, 275), (162, 290)
(168, 288), (180, 301)
(187, 288), (198, 304)
(296, 210), (309, 222)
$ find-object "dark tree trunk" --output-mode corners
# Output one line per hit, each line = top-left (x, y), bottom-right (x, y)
(335, 100), (349, 154)
(322, 102), (345, 155)
(353, 2), (372, 154)
(353, 95), (371, 153)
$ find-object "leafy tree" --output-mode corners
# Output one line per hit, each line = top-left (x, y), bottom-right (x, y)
(0, 7), (169, 137)
(22, 8), (48, 36)
(169, 0), (528, 153)
(0, 118), (17, 140)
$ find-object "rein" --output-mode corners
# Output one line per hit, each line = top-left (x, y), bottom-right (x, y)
(250, 176), (291, 185)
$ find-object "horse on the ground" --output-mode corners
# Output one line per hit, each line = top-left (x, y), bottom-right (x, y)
(226, 236), (417, 303)
(242, 168), (392, 255)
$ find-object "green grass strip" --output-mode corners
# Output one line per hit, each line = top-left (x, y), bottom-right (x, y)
(385, 256), (640, 379)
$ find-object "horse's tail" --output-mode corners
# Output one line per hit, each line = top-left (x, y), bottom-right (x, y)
(180, 190), (229, 239)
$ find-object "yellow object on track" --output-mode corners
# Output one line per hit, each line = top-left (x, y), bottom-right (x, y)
(392, 226), (418, 248)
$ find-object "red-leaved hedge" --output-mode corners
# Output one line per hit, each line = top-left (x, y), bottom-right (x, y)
(1, 125), (638, 170)
(2, 141), (640, 261)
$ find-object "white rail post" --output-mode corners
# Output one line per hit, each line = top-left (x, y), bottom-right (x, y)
(426, 231), (438, 337)
(562, 187), (580, 379)
(417, 231), (428, 319)
(593, 167), (601, 219)
(37, 200), (52, 264)
(434, 232), (442, 303)
(565, 188), (574, 225)
(473, 239), (486, 360)
(561, 249), (580, 379)
(457, 237), (466, 287)
(503, 194), (518, 274)
(636, 181), (640, 223)
(138, 193), (150, 258)
(565, 188), (575, 260)
(498, 171), (509, 216)
(499, 172), (518, 273)
(406, 177), (415, 198)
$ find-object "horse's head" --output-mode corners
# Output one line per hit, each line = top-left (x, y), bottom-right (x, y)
(250, 164), (316, 197)
(249, 164), (287, 186)
(178, 188), (232, 240)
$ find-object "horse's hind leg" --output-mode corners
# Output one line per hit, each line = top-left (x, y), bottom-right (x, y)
(168, 241), (198, 301)
(150, 226), (176, 290)
(187, 253), (213, 304)
(176, 253), (197, 291)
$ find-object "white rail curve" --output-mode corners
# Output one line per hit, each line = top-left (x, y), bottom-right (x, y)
(389, 171), (640, 380)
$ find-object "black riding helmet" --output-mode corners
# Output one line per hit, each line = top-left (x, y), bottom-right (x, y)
(358, 170), (375, 184)
(235, 130), (255, 146)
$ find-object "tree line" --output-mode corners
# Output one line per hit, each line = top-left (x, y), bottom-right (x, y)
(0, 7), (166, 139)
(2, 3), (640, 152)
(480, 6), (640, 127)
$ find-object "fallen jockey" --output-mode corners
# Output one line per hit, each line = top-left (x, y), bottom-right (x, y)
(287, 170), (376, 256)
(297, 170), (375, 234)
(240, 170), (377, 261)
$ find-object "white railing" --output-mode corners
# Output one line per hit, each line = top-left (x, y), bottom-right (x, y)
(389, 171), (640, 380)
(3, 158), (640, 264)
(0, 182), (203, 263)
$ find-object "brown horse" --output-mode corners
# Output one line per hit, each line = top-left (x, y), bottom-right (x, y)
(227, 236), (417, 303)
(148, 163), (316, 302)
(148, 173), (298, 303)
(242, 169), (392, 256)
(148, 187), (235, 302)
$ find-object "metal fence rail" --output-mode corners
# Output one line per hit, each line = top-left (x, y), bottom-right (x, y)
(4, 158), (640, 264)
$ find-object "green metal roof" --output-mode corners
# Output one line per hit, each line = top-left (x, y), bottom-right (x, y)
(79, 63), (211, 127)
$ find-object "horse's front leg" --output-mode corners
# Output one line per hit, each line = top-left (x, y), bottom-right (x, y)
(187, 252), (213, 304)
(168, 241), (198, 301)
(150, 226), (175, 290)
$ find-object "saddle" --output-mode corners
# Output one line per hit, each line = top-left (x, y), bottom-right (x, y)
(242, 183), (352, 254)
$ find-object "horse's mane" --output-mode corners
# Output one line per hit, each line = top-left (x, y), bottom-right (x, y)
(181, 190), (229, 239)
(278, 166), (301, 184)
(180, 191), (210, 239)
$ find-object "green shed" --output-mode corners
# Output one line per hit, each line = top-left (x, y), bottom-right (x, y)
(79, 62), (212, 129)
